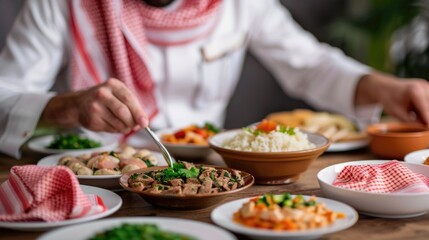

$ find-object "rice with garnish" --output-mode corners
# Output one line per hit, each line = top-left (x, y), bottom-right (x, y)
(223, 128), (315, 152)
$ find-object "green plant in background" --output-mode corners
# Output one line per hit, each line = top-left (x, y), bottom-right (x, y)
(393, 0), (429, 79)
(328, 0), (418, 73)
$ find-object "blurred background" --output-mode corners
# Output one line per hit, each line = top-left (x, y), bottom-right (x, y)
(0, 0), (426, 128)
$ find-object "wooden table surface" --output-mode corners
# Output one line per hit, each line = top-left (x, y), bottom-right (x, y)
(1, 146), (429, 240)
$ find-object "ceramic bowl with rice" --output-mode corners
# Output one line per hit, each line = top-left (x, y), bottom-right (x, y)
(209, 120), (330, 184)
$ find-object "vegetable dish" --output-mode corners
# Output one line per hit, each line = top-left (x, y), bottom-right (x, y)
(161, 123), (220, 145)
(233, 193), (345, 231)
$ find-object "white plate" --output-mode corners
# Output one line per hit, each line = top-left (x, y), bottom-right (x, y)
(404, 149), (429, 165)
(28, 134), (119, 154)
(318, 160), (429, 218)
(326, 139), (368, 152)
(0, 185), (122, 231)
(155, 128), (213, 160)
(38, 217), (237, 240)
(211, 195), (358, 240)
(37, 150), (167, 190)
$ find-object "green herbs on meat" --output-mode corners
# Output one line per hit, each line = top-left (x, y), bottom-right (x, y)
(88, 223), (196, 240)
(47, 134), (101, 149)
(149, 162), (201, 184)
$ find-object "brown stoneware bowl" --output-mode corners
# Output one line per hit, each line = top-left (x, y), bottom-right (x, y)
(119, 165), (254, 210)
(208, 129), (330, 185)
(367, 122), (429, 159)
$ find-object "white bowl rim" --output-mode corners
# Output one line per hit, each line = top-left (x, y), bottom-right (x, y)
(404, 149), (429, 163)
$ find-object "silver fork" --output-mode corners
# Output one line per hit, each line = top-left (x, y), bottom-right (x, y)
(144, 127), (174, 167)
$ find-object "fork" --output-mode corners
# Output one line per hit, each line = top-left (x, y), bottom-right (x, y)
(144, 127), (175, 168)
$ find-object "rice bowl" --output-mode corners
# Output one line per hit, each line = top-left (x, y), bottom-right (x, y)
(223, 127), (315, 152)
(209, 128), (330, 184)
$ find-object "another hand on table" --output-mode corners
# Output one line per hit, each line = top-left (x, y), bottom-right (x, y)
(356, 72), (429, 125)
(41, 78), (148, 133)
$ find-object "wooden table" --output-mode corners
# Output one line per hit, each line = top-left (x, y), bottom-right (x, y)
(1, 147), (429, 240)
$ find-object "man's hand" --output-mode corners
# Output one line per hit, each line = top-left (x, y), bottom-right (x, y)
(356, 72), (429, 125)
(41, 78), (148, 133)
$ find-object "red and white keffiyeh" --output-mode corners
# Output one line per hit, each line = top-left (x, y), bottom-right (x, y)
(0, 165), (106, 222)
(333, 160), (429, 193)
(70, 0), (222, 119)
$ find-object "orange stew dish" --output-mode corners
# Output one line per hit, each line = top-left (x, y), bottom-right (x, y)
(161, 123), (220, 145)
(234, 193), (345, 231)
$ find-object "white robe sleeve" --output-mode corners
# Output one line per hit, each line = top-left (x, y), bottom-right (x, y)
(0, 0), (68, 158)
(247, 0), (382, 126)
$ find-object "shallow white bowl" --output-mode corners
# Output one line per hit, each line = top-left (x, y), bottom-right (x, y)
(155, 128), (214, 160)
(318, 160), (429, 218)
(404, 149), (429, 165)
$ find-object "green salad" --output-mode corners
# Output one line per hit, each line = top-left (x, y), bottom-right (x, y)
(47, 134), (101, 149)
(88, 223), (197, 240)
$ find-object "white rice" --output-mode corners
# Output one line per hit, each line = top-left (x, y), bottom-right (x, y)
(223, 128), (315, 152)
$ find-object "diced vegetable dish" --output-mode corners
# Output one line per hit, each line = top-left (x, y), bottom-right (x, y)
(88, 223), (197, 240)
(233, 193), (345, 231)
(161, 122), (220, 145)
(47, 134), (101, 149)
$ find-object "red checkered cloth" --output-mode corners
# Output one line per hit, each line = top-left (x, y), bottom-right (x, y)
(333, 161), (429, 193)
(0, 165), (106, 222)
(70, 0), (222, 120)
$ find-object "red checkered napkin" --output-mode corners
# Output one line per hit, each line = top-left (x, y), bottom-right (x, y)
(0, 165), (106, 222)
(333, 160), (429, 193)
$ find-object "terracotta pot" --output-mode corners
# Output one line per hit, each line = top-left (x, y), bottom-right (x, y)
(367, 122), (429, 159)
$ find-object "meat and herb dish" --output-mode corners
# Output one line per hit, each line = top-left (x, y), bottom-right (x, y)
(127, 161), (245, 195)
(58, 146), (158, 176)
(234, 193), (345, 231)
(161, 122), (220, 145)
(88, 223), (196, 240)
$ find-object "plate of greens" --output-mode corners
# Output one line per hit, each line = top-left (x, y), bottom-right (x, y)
(37, 217), (237, 240)
(28, 133), (119, 154)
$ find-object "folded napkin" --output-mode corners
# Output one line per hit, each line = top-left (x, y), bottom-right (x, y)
(0, 165), (106, 222)
(333, 160), (429, 193)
